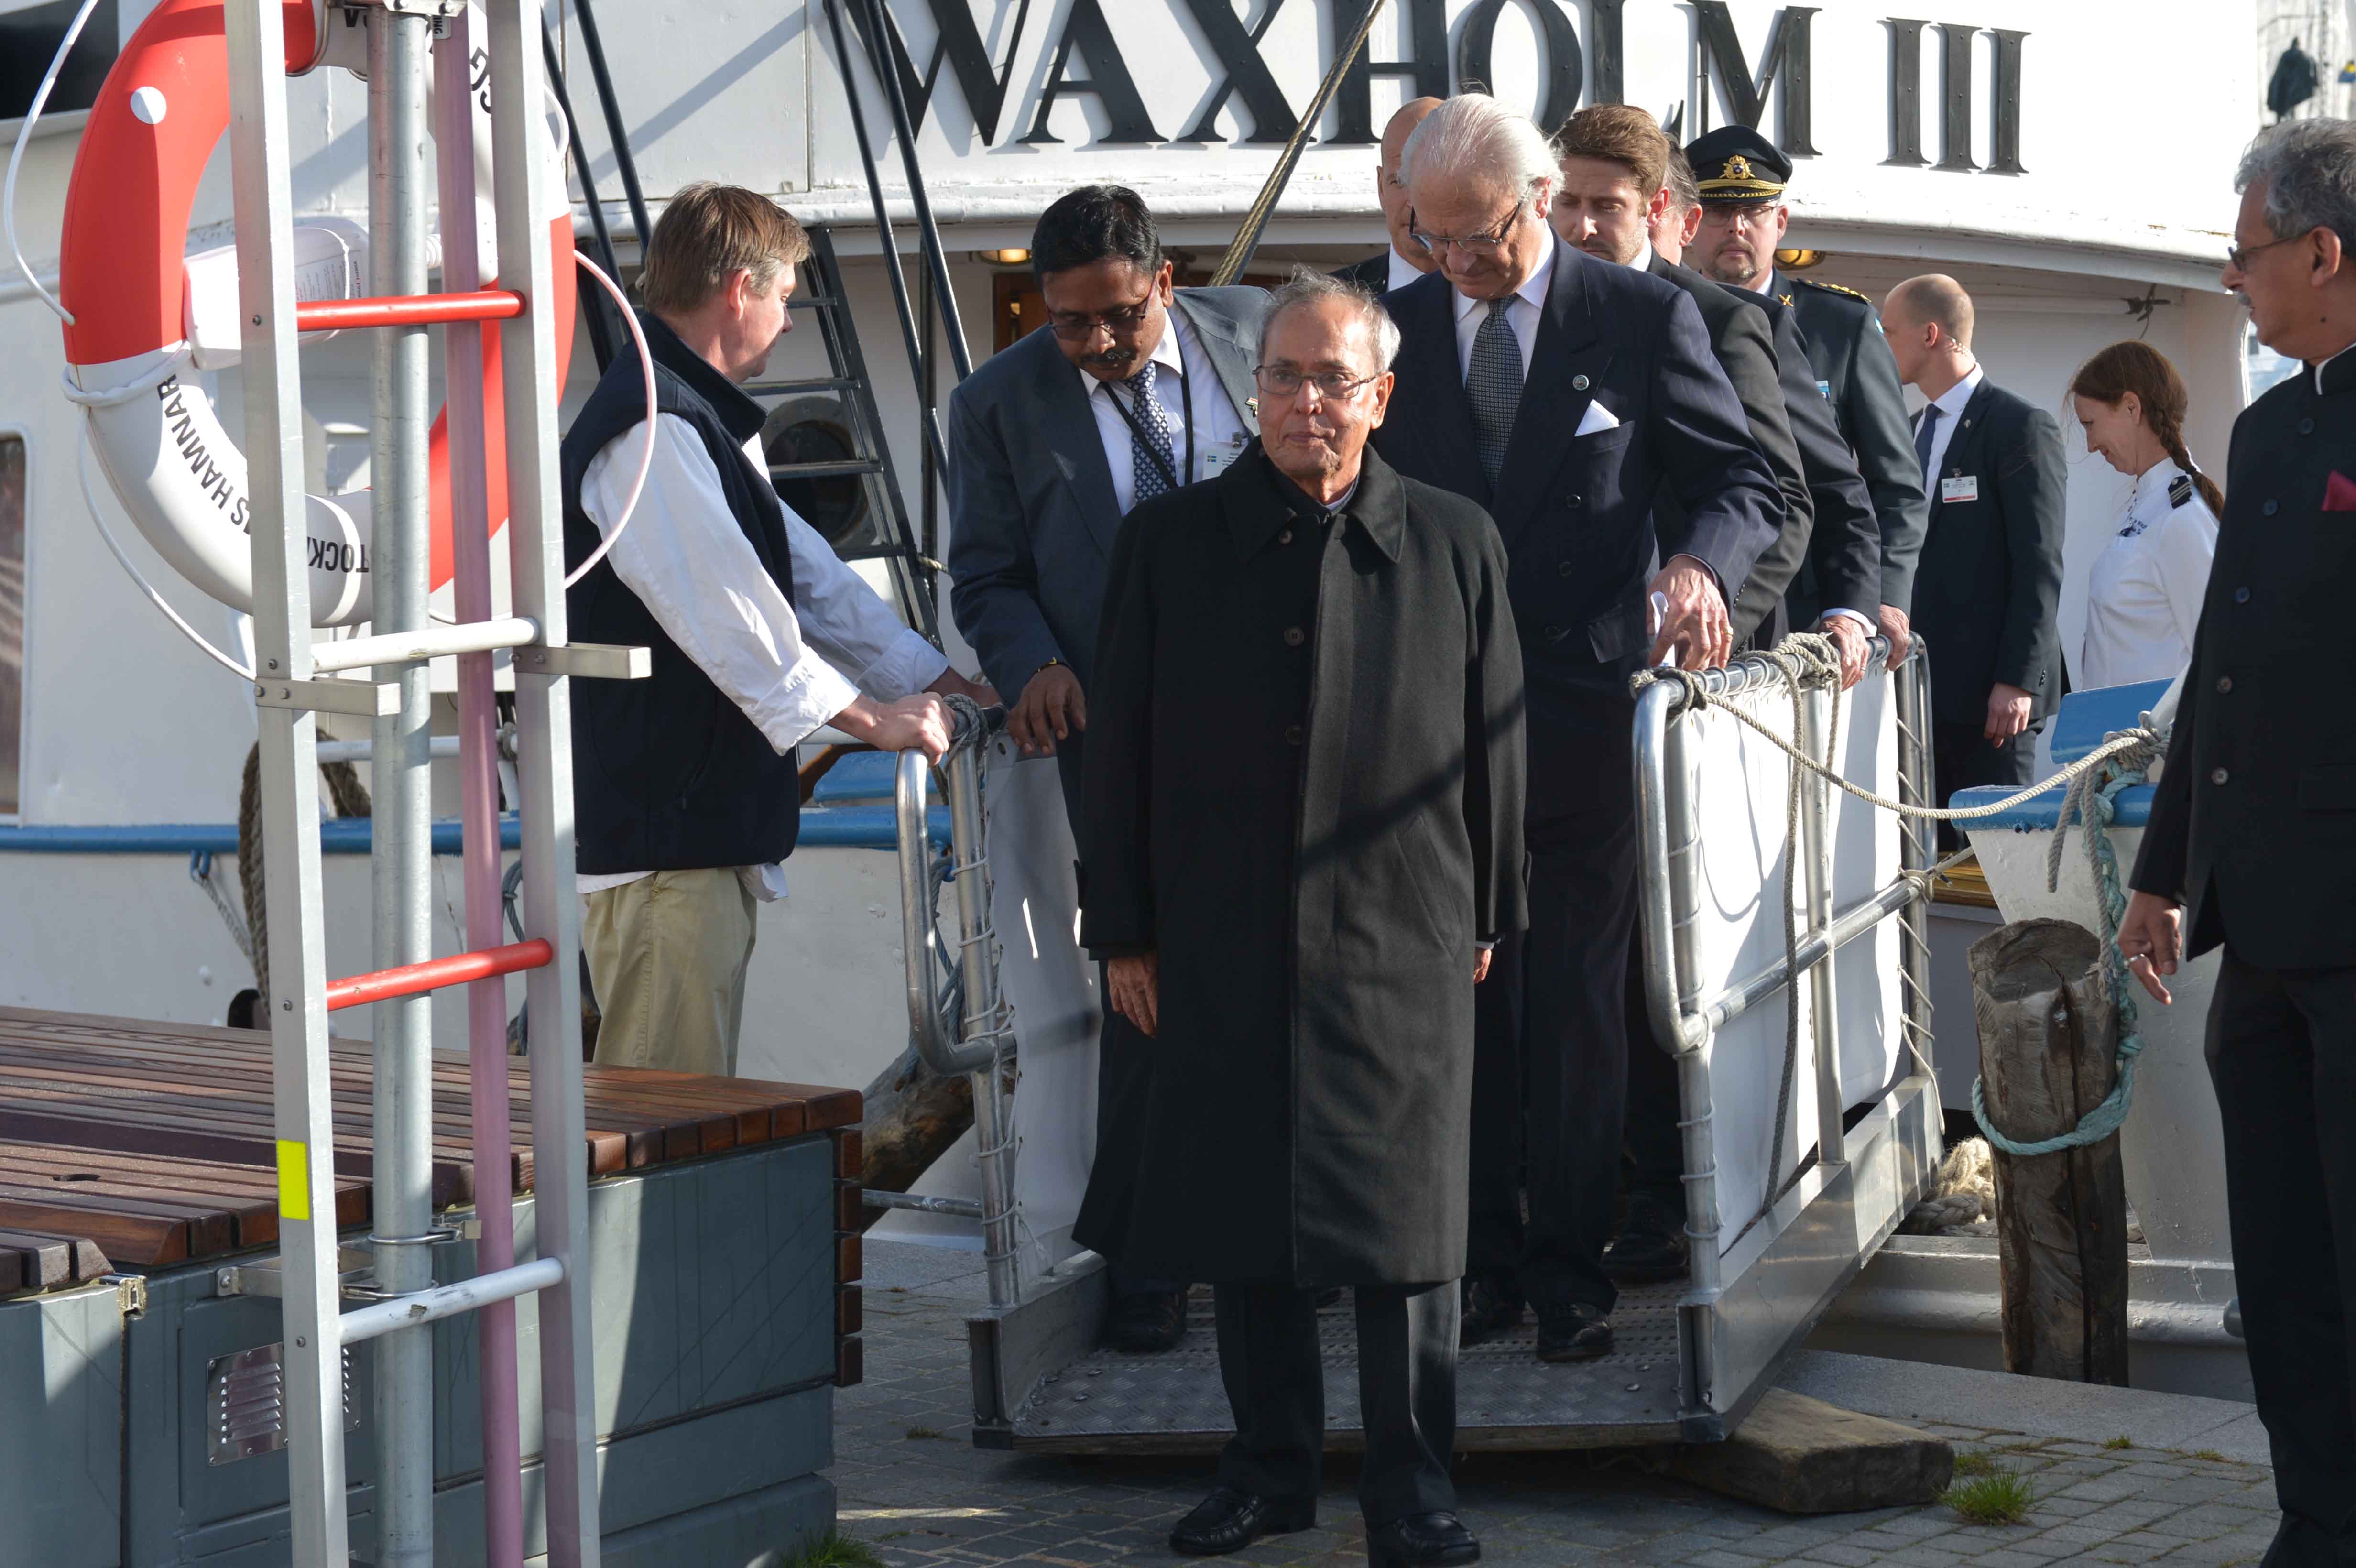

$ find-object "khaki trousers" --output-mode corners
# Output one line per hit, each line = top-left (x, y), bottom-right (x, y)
(582, 868), (757, 1077)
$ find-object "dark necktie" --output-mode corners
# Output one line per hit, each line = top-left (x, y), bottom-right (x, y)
(1467, 298), (1523, 490)
(1122, 363), (1177, 509)
(1914, 403), (1942, 486)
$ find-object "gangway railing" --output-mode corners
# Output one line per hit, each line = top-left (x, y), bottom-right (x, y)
(890, 701), (1023, 1308)
(1633, 639), (1942, 1432)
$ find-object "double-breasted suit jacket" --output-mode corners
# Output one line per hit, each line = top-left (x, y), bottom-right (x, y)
(1074, 447), (1528, 1286)
(1375, 238), (1782, 816)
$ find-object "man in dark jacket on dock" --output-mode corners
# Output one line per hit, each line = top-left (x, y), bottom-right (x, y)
(1079, 270), (1525, 1566)
(2121, 119), (2356, 1567)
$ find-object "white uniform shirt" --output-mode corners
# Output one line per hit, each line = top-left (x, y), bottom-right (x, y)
(1080, 305), (1253, 516)
(1451, 243), (1552, 384)
(2078, 458), (2218, 690)
(575, 416), (948, 899)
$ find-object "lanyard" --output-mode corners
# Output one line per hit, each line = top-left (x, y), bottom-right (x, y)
(1105, 355), (1196, 497)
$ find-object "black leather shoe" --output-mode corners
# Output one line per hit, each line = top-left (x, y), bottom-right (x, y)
(1106, 1289), (1187, 1352)
(1534, 1302), (1614, 1362)
(1366, 1510), (1481, 1566)
(1603, 1192), (1691, 1285)
(1167, 1486), (1316, 1556)
(1458, 1276), (1524, 1348)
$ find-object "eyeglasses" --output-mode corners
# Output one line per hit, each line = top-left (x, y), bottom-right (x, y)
(1410, 202), (1525, 257)
(1254, 365), (1383, 401)
(1699, 203), (1778, 231)
(2226, 231), (2306, 272)
(1046, 299), (1154, 341)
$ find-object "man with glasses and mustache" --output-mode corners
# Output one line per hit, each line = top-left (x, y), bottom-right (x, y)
(2117, 119), (2356, 1564)
(947, 185), (1268, 1354)
(1687, 126), (1927, 673)
(1084, 269), (1523, 1565)
(1376, 93), (1780, 1367)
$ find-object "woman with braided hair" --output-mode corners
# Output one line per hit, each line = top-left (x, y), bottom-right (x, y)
(2069, 341), (2222, 689)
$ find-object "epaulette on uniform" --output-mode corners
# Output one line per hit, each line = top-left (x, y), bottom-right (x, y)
(2169, 474), (2194, 508)
(1794, 276), (1873, 305)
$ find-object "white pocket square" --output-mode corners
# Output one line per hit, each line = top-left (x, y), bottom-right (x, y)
(1574, 400), (1621, 436)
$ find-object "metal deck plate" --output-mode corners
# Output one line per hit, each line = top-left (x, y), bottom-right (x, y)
(1009, 1285), (1687, 1453)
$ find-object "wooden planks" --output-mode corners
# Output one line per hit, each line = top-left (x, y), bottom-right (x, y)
(0, 1006), (862, 1271)
(0, 1227), (111, 1297)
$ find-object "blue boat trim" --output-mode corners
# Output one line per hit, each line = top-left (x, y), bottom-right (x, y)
(0, 806), (942, 856)
(2049, 679), (2172, 765)
(1954, 781), (2153, 832)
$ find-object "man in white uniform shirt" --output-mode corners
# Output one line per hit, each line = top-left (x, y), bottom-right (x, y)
(561, 183), (992, 1077)
(948, 185), (1269, 1353)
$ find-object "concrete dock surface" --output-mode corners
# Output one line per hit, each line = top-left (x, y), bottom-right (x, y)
(832, 1240), (2284, 1567)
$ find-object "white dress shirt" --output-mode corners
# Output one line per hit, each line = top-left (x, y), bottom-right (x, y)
(2079, 458), (2218, 690)
(1386, 247), (1429, 293)
(1451, 244), (1553, 384)
(575, 416), (948, 898)
(1081, 305), (1253, 516)
(1917, 362), (1984, 484)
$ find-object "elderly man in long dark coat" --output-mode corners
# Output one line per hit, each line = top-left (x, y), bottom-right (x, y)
(1077, 270), (1527, 1568)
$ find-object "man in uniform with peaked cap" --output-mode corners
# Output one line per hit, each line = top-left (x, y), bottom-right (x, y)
(1687, 125), (1928, 671)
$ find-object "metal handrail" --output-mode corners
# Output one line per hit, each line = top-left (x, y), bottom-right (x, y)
(896, 711), (1008, 1077)
(1631, 639), (1938, 1335)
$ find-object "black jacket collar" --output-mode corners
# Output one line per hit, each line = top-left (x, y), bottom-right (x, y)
(641, 310), (769, 445)
(1228, 443), (1406, 563)
(2319, 344), (2356, 398)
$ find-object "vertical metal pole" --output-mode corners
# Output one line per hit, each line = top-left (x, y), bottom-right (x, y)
(851, 0), (973, 380)
(948, 748), (1018, 1306)
(482, 1), (601, 1557)
(224, 0), (348, 1559)
(1795, 682), (1847, 1168)
(1653, 695), (1721, 1418)
(1896, 649), (1937, 1075)
(436, 13), (526, 1564)
(366, 10), (437, 1562)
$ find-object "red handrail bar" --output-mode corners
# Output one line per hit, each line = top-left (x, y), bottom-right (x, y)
(296, 289), (525, 332)
(325, 938), (552, 1012)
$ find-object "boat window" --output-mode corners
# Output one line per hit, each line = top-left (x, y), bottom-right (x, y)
(0, 435), (21, 817)
(0, 1), (120, 122)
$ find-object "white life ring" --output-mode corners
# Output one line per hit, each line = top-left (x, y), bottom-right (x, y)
(56, 0), (578, 628)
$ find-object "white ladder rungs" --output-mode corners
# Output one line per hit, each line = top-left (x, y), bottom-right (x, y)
(338, 1256), (564, 1344)
(309, 615), (542, 673)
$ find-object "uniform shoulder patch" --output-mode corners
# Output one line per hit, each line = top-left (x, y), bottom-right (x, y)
(1796, 277), (1872, 304)
(2169, 474), (2194, 508)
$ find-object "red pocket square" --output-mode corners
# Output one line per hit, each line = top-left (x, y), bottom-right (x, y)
(2327, 470), (2356, 512)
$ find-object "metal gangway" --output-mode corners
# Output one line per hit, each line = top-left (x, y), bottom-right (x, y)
(899, 642), (1946, 1450)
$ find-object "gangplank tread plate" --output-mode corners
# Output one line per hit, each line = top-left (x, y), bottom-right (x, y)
(0, 1005), (862, 1265)
(1009, 1284), (1686, 1454)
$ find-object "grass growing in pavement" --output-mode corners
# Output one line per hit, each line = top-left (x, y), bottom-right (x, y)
(905, 1424), (945, 1440)
(779, 1533), (886, 1568)
(2103, 1436), (2135, 1450)
(2191, 1448), (2226, 1461)
(1949, 1450), (2000, 1478)
(1940, 1472), (2036, 1525)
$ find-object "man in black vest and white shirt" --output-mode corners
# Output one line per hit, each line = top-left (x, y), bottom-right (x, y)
(563, 183), (992, 1076)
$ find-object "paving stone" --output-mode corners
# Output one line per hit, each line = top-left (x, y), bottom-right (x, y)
(1665, 1389), (1953, 1514)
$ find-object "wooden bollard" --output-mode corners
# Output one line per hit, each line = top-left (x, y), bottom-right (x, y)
(1968, 918), (2130, 1386)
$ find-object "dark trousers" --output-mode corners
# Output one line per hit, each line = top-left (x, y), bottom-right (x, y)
(1213, 1281), (1459, 1524)
(2206, 950), (2356, 1565)
(1467, 804), (1639, 1313)
(1931, 718), (2037, 852)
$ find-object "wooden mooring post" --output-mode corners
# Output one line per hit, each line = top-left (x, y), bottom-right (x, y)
(1968, 918), (2130, 1385)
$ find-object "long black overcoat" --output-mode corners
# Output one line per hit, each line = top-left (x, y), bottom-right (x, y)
(1072, 445), (1527, 1287)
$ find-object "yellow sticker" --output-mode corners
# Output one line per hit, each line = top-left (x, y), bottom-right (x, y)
(276, 1139), (311, 1221)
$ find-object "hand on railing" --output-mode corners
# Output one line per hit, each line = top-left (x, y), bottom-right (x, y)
(834, 692), (952, 762)
(1647, 555), (1732, 670)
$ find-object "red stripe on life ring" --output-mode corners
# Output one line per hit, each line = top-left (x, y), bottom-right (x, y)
(59, 0), (578, 599)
